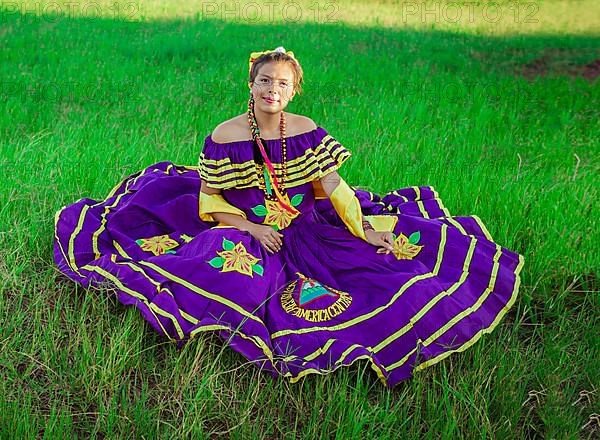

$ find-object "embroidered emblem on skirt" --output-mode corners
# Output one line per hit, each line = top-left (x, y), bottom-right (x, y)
(280, 272), (352, 322)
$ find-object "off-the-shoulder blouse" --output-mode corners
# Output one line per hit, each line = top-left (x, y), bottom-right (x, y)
(198, 126), (351, 190)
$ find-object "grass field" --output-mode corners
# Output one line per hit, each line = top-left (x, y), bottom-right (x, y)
(1, 0), (599, 438)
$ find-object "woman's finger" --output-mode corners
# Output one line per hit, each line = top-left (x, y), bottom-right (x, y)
(265, 238), (280, 252)
(263, 244), (273, 254)
(260, 237), (276, 253)
(272, 233), (283, 246)
(267, 235), (281, 247)
(266, 230), (281, 245)
(383, 232), (394, 244)
(379, 236), (394, 251)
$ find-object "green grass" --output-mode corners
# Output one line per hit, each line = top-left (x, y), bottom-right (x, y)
(1, 1), (599, 438)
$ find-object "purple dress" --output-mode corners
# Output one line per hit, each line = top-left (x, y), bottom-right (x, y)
(53, 126), (524, 387)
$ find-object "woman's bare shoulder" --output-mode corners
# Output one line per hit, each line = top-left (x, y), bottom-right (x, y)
(286, 113), (318, 135)
(210, 116), (248, 144)
(210, 113), (318, 144)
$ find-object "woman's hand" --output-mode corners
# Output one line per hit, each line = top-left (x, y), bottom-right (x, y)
(365, 230), (395, 254)
(249, 224), (284, 254)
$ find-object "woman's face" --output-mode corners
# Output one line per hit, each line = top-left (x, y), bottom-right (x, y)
(249, 61), (296, 114)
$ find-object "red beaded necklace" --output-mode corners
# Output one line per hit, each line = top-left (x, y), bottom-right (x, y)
(247, 96), (296, 214)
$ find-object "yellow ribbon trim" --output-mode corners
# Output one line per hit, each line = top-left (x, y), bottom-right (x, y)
(329, 179), (367, 241)
(199, 191), (247, 222)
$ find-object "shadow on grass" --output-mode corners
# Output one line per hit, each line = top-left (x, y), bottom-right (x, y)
(1, 8), (599, 98)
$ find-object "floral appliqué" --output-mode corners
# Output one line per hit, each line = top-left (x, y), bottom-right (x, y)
(208, 237), (264, 277)
(251, 192), (303, 230)
(392, 231), (424, 260)
(136, 234), (179, 256)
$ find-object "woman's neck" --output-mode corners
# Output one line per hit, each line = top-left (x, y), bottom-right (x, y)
(253, 109), (283, 138)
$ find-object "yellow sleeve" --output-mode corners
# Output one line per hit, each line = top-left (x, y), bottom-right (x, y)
(199, 191), (247, 222)
(329, 178), (368, 241)
(363, 215), (398, 232)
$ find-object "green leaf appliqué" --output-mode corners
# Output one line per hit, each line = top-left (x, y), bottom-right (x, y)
(408, 231), (421, 244)
(222, 237), (235, 250)
(290, 193), (304, 207)
(208, 257), (225, 268)
(252, 264), (264, 276)
(251, 204), (268, 217)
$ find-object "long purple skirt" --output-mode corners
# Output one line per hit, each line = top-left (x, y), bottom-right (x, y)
(53, 162), (524, 387)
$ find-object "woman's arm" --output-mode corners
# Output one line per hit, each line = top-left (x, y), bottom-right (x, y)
(200, 180), (284, 253)
(319, 171), (394, 252)
(319, 171), (373, 232)
(200, 180), (254, 232)
(318, 170), (341, 195)
(200, 180), (256, 232)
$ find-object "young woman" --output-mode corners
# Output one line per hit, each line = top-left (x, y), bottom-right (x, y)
(54, 47), (524, 387)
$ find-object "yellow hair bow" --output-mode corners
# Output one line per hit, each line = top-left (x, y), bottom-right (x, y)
(248, 46), (297, 75)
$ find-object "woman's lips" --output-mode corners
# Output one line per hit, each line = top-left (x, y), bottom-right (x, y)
(263, 97), (278, 104)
